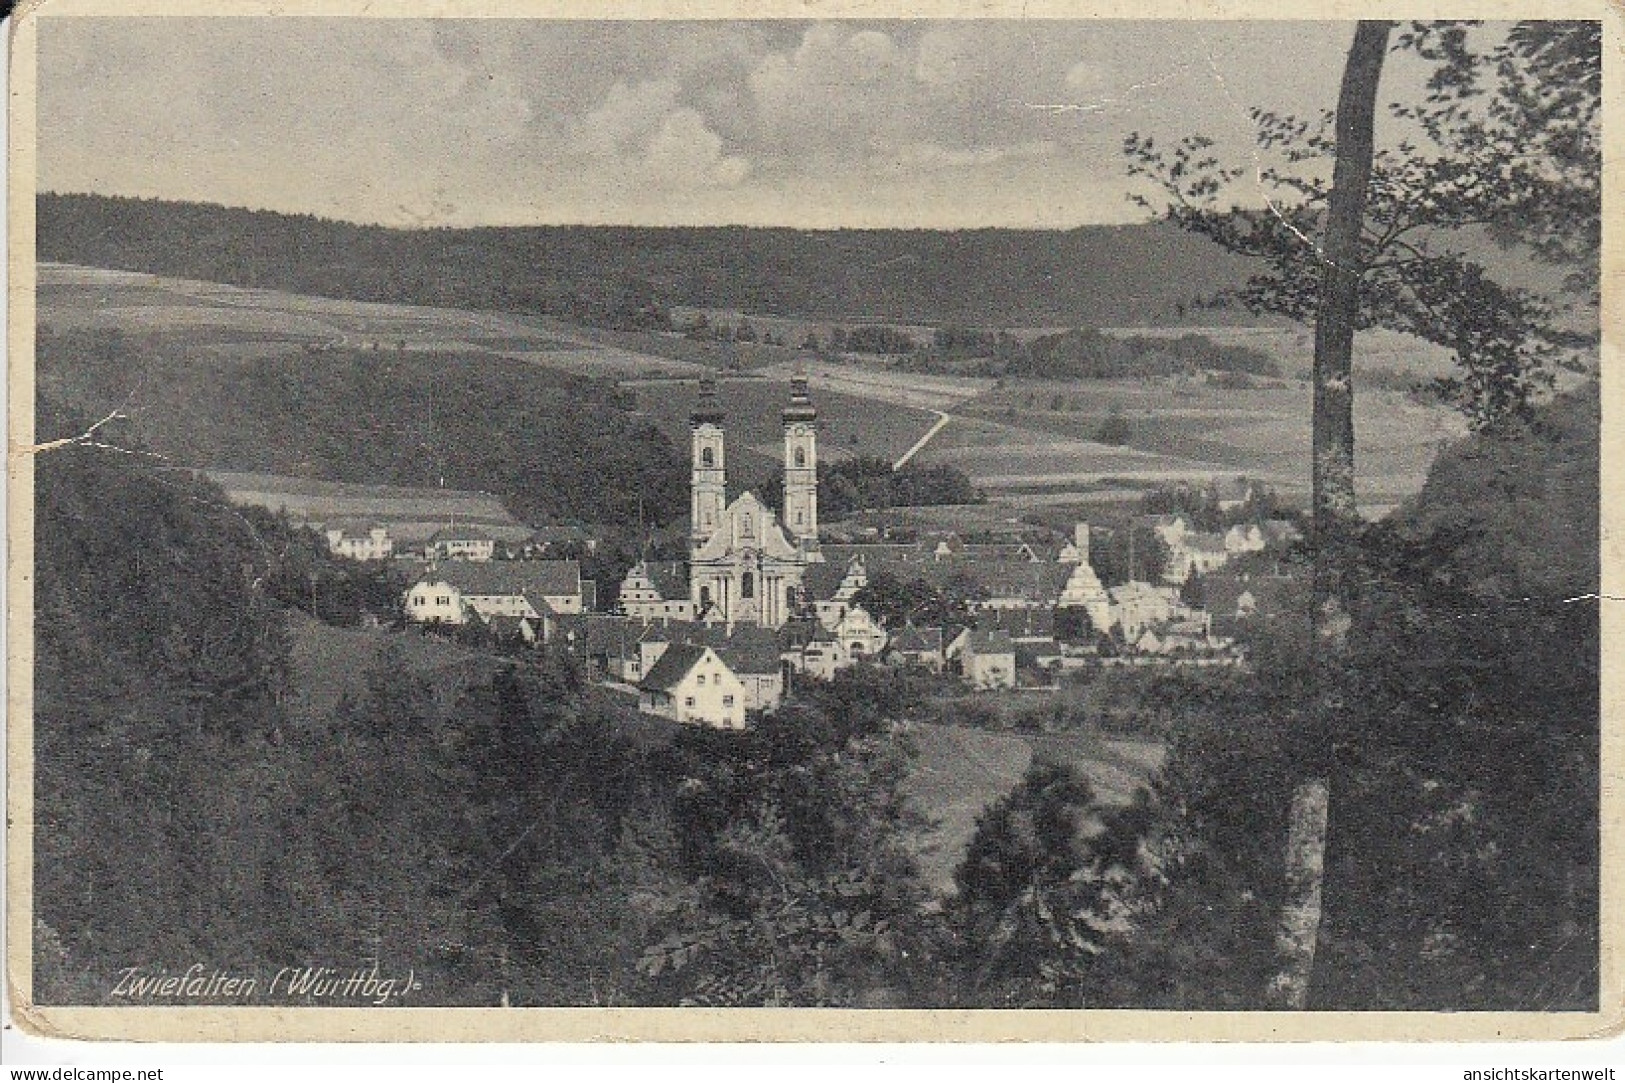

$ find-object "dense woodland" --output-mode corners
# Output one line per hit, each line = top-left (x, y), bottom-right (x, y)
(33, 384), (1598, 1009)
(760, 456), (982, 522)
(36, 327), (689, 533)
(37, 193), (1269, 330)
(892, 325), (1282, 381)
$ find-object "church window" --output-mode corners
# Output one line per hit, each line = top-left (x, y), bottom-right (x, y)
(742, 515), (754, 538)
(742, 572), (755, 599)
(700, 585), (712, 606)
(701, 447), (715, 468)
(794, 447), (806, 468)
(796, 511), (804, 525)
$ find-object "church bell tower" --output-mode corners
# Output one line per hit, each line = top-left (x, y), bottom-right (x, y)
(690, 375), (726, 555)
(782, 373), (818, 549)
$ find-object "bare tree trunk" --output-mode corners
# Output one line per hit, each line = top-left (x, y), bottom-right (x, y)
(1269, 18), (1392, 1011)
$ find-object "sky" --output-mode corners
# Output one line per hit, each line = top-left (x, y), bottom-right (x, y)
(36, 19), (1449, 229)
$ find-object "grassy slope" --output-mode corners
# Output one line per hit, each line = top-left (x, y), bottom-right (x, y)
(899, 720), (1165, 896)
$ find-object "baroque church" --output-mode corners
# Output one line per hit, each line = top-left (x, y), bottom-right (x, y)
(686, 373), (824, 629)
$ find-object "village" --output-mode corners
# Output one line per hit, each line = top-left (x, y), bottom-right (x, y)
(315, 373), (1304, 730)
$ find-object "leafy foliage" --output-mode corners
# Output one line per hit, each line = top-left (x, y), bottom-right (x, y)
(761, 455), (980, 520)
(1123, 21), (1599, 427)
(851, 569), (987, 630)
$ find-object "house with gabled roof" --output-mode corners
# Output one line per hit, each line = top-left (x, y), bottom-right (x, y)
(889, 624), (945, 672)
(325, 520), (394, 561)
(618, 560), (695, 622)
(555, 613), (642, 681)
(405, 559), (585, 625)
(637, 644), (747, 729)
(426, 524), (497, 562)
(639, 622), (787, 713)
(962, 629), (1016, 689)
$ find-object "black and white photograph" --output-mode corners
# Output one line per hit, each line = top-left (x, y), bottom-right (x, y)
(5, 2), (1617, 1043)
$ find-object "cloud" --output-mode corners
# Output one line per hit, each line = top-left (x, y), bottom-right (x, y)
(574, 78), (683, 157)
(36, 18), (1365, 228)
(644, 109), (752, 189)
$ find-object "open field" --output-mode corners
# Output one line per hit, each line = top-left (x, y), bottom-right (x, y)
(39, 262), (1472, 520)
(899, 720), (1164, 896)
(920, 376), (1468, 513)
(203, 469), (532, 546)
(38, 262), (704, 380)
(754, 357), (992, 412)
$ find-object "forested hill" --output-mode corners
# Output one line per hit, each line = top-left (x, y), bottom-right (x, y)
(37, 192), (1263, 328)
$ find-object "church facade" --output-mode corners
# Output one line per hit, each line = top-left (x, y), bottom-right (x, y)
(687, 374), (824, 629)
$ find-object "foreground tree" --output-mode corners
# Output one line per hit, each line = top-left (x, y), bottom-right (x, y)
(1124, 20), (1600, 1008)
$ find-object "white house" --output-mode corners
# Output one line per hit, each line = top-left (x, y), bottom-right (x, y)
(405, 560), (585, 625)
(426, 525), (496, 562)
(325, 521), (394, 561)
(638, 623), (786, 714)
(1109, 580), (1184, 640)
(831, 605), (888, 661)
(618, 560), (696, 622)
(1224, 523), (1267, 555)
(637, 644), (747, 729)
(961, 629), (1017, 690)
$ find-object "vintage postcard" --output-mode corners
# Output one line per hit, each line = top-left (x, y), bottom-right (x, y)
(5, 0), (1620, 1044)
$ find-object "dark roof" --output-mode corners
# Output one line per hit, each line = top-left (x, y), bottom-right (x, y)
(970, 561), (1072, 603)
(802, 560), (853, 602)
(522, 590), (557, 616)
(977, 607), (1055, 639)
(960, 543), (1035, 562)
(560, 613), (639, 657)
(658, 623), (782, 675)
(487, 615), (531, 638)
(892, 625), (943, 653)
(419, 560), (580, 598)
(633, 560), (688, 600)
(639, 644), (711, 691)
(819, 543), (925, 568)
(966, 629), (1014, 653)
(1014, 639), (1061, 667)
(777, 617), (824, 650)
